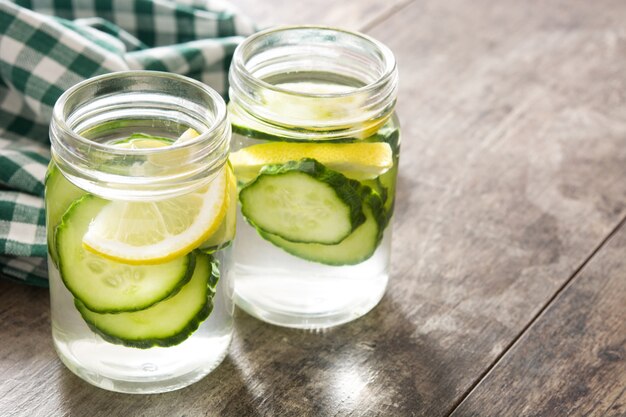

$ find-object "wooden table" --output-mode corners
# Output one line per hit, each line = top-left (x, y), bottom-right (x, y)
(2, 1), (625, 416)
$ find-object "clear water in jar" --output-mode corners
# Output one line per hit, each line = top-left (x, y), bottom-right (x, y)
(47, 125), (234, 393)
(231, 74), (399, 329)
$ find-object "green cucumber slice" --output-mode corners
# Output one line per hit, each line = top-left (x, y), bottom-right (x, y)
(76, 253), (216, 349)
(362, 160), (398, 227)
(362, 178), (388, 207)
(365, 128), (400, 155)
(378, 160), (398, 225)
(45, 163), (87, 267)
(239, 158), (365, 244)
(56, 195), (194, 313)
(259, 196), (383, 266)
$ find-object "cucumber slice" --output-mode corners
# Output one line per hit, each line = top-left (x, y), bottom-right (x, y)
(362, 178), (388, 207)
(259, 197), (382, 266)
(56, 195), (194, 313)
(362, 161), (398, 227)
(45, 164), (87, 267)
(364, 128), (400, 155)
(76, 253), (216, 349)
(378, 160), (398, 225)
(239, 158), (365, 244)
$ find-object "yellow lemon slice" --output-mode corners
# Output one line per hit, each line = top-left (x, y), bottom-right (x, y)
(198, 163), (237, 251)
(111, 138), (171, 149)
(83, 129), (227, 265)
(146, 128), (200, 167)
(229, 141), (393, 183)
(264, 82), (365, 123)
(230, 82), (388, 140)
(82, 166), (228, 264)
(268, 83), (390, 138)
(175, 128), (200, 143)
(111, 129), (198, 149)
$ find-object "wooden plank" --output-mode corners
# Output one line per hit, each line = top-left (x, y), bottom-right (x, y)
(229, 0), (411, 31)
(450, 220), (626, 417)
(356, 0), (626, 414)
(0, 283), (58, 416)
(2, 0), (626, 416)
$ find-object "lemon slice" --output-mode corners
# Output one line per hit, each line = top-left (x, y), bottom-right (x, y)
(111, 138), (171, 149)
(83, 166), (228, 264)
(230, 81), (389, 141)
(198, 164), (237, 251)
(265, 83), (388, 138)
(111, 129), (198, 149)
(229, 142), (393, 183)
(146, 128), (200, 167)
(175, 128), (200, 143)
(264, 82), (365, 122)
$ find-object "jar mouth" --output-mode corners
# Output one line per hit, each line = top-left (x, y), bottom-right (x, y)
(50, 71), (231, 200)
(229, 26), (398, 139)
(231, 25), (397, 100)
(52, 71), (228, 157)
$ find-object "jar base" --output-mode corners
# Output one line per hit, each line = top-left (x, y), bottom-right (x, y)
(234, 273), (388, 330)
(53, 331), (232, 394)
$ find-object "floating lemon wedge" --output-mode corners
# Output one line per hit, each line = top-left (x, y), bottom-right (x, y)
(229, 141), (393, 183)
(82, 128), (229, 264)
(198, 163), (237, 251)
(82, 167), (228, 264)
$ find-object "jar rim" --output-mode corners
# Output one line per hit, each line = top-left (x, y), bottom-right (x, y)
(50, 70), (231, 200)
(231, 25), (397, 99)
(52, 70), (228, 157)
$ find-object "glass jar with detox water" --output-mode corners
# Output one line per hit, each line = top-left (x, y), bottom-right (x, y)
(228, 26), (399, 329)
(47, 71), (235, 393)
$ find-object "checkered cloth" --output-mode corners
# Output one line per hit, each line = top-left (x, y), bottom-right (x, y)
(0, 0), (254, 286)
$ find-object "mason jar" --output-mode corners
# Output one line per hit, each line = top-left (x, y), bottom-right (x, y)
(228, 26), (400, 329)
(47, 71), (234, 393)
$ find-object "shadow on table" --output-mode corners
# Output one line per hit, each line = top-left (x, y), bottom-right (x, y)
(55, 294), (457, 416)
(227, 294), (458, 417)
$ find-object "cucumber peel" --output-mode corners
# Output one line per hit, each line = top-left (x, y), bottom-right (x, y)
(260, 192), (384, 266)
(239, 158), (366, 244)
(76, 253), (217, 349)
(45, 164), (87, 267)
(56, 195), (195, 313)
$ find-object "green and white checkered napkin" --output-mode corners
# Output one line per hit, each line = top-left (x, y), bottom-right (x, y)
(0, 0), (254, 286)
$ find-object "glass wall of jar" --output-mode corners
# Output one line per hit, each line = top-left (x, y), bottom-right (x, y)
(47, 71), (234, 393)
(228, 26), (400, 329)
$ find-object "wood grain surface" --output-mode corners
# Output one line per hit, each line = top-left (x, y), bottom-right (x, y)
(230, 0), (412, 31)
(2, 1), (626, 416)
(450, 220), (626, 416)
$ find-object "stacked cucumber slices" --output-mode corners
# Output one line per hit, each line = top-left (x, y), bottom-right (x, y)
(46, 130), (234, 349)
(230, 131), (398, 266)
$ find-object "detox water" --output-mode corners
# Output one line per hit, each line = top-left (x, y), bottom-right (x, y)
(47, 71), (233, 393)
(47, 132), (235, 393)
(228, 27), (399, 329)
(229, 71), (400, 329)
(49, 249), (233, 394)
(231, 115), (398, 328)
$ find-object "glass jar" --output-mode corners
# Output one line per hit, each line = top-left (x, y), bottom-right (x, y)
(228, 26), (400, 329)
(47, 71), (234, 393)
